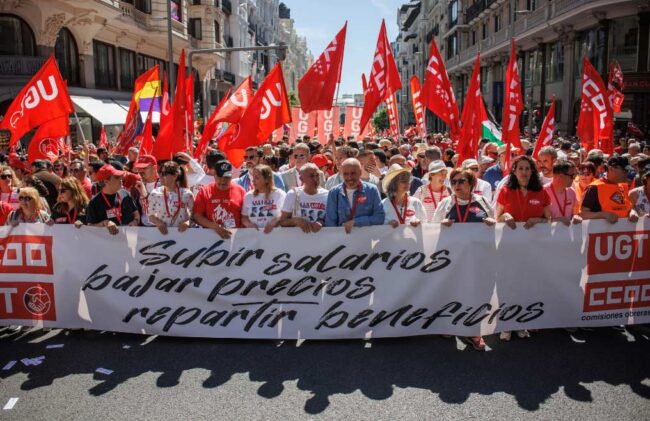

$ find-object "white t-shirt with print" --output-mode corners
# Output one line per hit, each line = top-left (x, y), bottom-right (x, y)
(242, 189), (286, 229)
(281, 187), (328, 223)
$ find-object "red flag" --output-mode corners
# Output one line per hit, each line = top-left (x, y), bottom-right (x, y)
(210, 77), (253, 124)
(359, 20), (402, 134)
(0, 55), (74, 148)
(98, 127), (108, 149)
(317, 107), (340, 144)
(195, 88), (231, 159)
(361, 73), (368, 92)
(501, 39), (523, 151)
(422, 37), (460, 139)
(532, 96), (556, 160)
(112, 65), (160, 155)
(27, 116), (69, 163)
(578, 56), (613, 154)
(385, 93), (399, 137)
(577, 98), (596, 151)
(185, 72), (194, 154)
(343, 106), (373, 139)
(289, 107), (318, 141)
(139, 87), (158, 156)
(608, 62), (624, 113)
(410, 75), (426, 136)
(153, 50), (187, 160)
(457, 53), (482, 167)
(298, 22), (346, 112)
(219, 63), (291, 167)
(160, 71), (171, 129)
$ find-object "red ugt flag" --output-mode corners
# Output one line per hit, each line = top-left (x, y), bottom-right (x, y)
(359, 20), (401, 134)
(532, 96), (556, 160)
(27, 115), (70, 164)
(298, 22), (347, 113)
(422, 37), (460, 140)
(501, 39), (523, 151)
(457, 53), (482, 167)
(153, 50), (188, 160)
(0, 55), (74, 148)
(219, 63), (291, 167)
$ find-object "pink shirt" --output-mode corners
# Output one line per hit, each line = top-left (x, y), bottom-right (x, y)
(544, 183), (577, 219)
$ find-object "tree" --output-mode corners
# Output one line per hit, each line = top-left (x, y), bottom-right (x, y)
(288, 90), (300, 107)
(372, 108), (389, 131)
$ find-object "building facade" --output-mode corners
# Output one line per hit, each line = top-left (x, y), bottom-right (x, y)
(395, 0), (650, 136)
(277, 2), (312, 94)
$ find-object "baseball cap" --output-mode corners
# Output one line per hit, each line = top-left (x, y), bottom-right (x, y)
(215, 160), (233, 178)
(311, 154), (332, 168)
(133, 154), (157, 169)
(427, 160), (447, 174)
(96, 164), (125, 182)
(607, 156), (632, 171)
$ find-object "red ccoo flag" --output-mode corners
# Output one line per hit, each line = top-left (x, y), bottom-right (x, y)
(359, 20), (401, 134)
(27, 115), (69, 164)
(422, 37), (460, 140)
(501, 38), (523, 151)
(298, 22), (347, 112)
(219, 63), (291, 167)
(532, 96), (556, 159)
(577, 55), (613, 154)
(457, 53), (483, 167)
(0, 55), (74, 148)
(410, 75), (426, 136)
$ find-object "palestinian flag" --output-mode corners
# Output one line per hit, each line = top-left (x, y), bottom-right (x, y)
(480, 98), (502, 144)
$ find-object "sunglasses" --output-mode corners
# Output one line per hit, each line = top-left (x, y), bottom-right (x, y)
(71, 168), (83, 173)
(1, 174), (12, 180)
(450, 178), (468, 186)
(18, 196), (33, 202)
(294, 154), (307, 159)
(244, 155), (257, 160)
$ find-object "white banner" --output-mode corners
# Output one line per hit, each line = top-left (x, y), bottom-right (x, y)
(1, 220), (649, 339)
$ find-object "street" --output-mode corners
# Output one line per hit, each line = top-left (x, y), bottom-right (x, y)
(1, 326), (649, 420)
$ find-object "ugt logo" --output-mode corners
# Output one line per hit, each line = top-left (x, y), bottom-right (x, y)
(0, 282), (57, 321)
(0, 235), (54, 275)
(10, 75), (59, 129)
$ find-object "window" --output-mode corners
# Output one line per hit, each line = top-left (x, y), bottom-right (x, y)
(446, 33), (457, 60)
(137, 53), (166, 75)
(471, 29), (476, 46)
(545, 42), (564, 83)
(610, 16), (639, 72)
(527, 0), (537, 11)
(135, 0), (151, 14)
(93, 40), (116, 90)
(54, 28), (80, 86)
(448, 0), (458, 27)
(494, 11), (501, 33)
(189, 18), (202, 39)
(214, 20), (221, 44)
(171, 0), (182, 22)
(574, 28), (606, 77)
(482, 22), (487, 39)
(119, 48), (136, 91)
(0, 14), (35, 56)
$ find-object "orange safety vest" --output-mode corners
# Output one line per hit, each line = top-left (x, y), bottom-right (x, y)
(591, 179), (631, 217)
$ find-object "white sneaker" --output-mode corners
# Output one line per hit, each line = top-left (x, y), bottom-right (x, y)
(500, 331), (511, 341)
(516, 330), (530, 338)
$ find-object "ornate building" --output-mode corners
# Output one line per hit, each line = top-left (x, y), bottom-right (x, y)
(277, 2), (312, 94)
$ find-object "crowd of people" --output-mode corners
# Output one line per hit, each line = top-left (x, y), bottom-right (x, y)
(1, 131), (649, 349)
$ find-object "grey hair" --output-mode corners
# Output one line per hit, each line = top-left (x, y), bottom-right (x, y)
(386, 171), (412, 201)
(299, 163), (319, 174)
(425, 146), (442, 161)
(539, 146), (557, 159)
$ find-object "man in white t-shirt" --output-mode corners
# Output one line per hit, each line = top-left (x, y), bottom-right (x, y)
(461, 159), (493, 202)
(279, 163), (328, 233)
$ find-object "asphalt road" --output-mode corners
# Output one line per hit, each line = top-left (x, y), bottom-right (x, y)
(1, 326), (649, 420)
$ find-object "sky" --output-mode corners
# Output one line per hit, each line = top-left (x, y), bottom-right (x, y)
(281, 0), (405, 97)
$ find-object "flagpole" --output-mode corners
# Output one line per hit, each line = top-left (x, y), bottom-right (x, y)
(72, 111), (88, 145)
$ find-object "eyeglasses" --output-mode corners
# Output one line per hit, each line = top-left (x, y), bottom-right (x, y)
(0, 174), (12, 180)
(18, 196), (33, 202)
(294, 154), (307, 159)
(450, 178), (468, 186)
(244, 155), (257, 160)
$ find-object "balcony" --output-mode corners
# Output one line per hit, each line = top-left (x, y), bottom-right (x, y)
(224, 71), (236, 84)
(0, 56), (47, 77)
(465, 0), (498, 24)
(222, 0), (231, 14)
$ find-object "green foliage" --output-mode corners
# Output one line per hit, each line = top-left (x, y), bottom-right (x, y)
(288, 91), (300, 107)
(372, 108), (389, 131)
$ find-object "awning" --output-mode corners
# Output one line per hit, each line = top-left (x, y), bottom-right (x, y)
(71, 96), (160, 125)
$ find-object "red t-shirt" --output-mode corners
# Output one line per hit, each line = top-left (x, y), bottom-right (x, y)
(193, 183), (245, 229)
(497, 186), (551, 222)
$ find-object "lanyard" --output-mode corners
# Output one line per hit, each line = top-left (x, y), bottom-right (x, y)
(343, 184), (362, 221)
(163, 187), (182, 224)
(454, 196), (471, 223)
(549, 187), (568, 217)
(428, 184), (446, 208)
(101, 192), (122, 224)
(66, 208), (78, 224)
(390, 195), (408, 224)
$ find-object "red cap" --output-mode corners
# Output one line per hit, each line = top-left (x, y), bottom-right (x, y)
(134, 154), (157, 169)
(122, 172), (142, 189)
(311, 154), (332, 168)
(96, 164), (125, 182)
